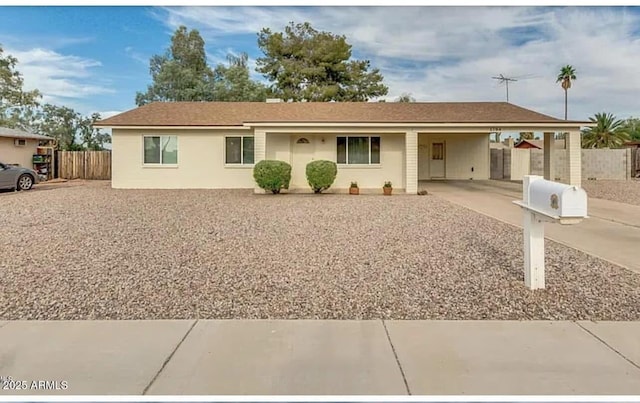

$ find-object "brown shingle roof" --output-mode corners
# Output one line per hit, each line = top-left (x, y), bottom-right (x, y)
(515, 139), (567, 149)
(515, 139), (543, 149)
(96, 101), (585, 127)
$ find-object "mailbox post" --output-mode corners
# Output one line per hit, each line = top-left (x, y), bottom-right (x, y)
(513, 175), (588, 290)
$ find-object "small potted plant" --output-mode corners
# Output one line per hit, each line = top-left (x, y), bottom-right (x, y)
(383, 181), (393, 196)
(349, 181), (359, 195)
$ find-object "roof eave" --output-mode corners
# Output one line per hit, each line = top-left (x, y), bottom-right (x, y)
(243, 121), (591, 128)
(0, 133), (54, 140)
(95, 121), (592, 129)
(93, 124), (248, 130)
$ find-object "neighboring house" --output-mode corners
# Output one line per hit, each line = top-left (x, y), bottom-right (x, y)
(95, 101), (589, 192)
(515, 139), (567, 149)
(0, 127), (55, 168)
(490, 138), (515, 149)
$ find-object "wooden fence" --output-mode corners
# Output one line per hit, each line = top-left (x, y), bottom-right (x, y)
(57, 151), (111, 180)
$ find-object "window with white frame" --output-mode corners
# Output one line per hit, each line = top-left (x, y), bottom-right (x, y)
(144, 136), (178, 164)
(336, 136), (380, 164)
(226, 136), (254, 165)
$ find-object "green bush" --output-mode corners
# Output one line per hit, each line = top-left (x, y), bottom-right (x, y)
(253, 160), (291, 194)
(306, 160), (337, 193)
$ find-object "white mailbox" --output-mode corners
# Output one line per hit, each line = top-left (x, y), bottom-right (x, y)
(513, 175), (588, 290)
(528, 179), (587, 219)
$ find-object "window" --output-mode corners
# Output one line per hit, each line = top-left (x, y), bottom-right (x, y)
(432, 143), (444, 160)
(144, 136), (178, 165)
(226, 136), (254, 165)
(14, 139), (26, 147)
(336, 136), (380, 164)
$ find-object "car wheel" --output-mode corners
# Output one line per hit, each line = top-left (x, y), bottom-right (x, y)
(17, 174), (33, 191)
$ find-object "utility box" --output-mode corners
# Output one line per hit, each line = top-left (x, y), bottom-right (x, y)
(528, 179), (588, 219)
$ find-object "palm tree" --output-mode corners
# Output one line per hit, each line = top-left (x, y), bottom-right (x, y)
(581, 112), (630, 148)
(556, 65), (577, 120)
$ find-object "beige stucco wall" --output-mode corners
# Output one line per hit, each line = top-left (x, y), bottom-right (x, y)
(418, 133), (490, 180)
(112, 128), (256, 189)
(265, 133), (291, 162)
(270, 133), (405, 190)
(113, 128), (491, 190)
(0, 137), (39, 168)
(113, 129), (406, 190)
(509, 148), (531, 180)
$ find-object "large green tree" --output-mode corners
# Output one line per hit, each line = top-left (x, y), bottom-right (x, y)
(0, 45), (41, 129)
(395, 93), (416, 103)
(581, 112), (630, 149)
(256, 22), (388, 102)
(556, 65), (576, 120)
(518, 132), (535, 141)
(81, 112), (112, 151)
(136, 26), (215, 105)
(213, 53), (267, 101)
(33, 105), (110, 151)
(622, 117), (640, 141)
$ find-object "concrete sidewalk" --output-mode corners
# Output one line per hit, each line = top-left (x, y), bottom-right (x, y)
(422, 180), (640, 274)
(0, 320), (639, 395)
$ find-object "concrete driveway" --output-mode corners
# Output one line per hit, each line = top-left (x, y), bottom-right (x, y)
(421, 180), (640, 274)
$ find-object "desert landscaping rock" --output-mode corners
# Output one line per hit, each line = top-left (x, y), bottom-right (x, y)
(582, 179), (640, 206)
(0, 181), (639, 320)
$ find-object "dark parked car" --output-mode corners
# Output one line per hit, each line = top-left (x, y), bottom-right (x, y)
(0, 162), (39, 191)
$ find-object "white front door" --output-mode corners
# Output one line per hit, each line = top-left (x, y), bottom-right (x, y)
(291, 136), (315, 189)
(430, 141), (445, 178)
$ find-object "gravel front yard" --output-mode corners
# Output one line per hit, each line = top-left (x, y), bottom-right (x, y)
(582, 179), (640, 206)
(1, 181), (639, 320)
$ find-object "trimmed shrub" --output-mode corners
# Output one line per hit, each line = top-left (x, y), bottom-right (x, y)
(306, 160), (337, 193)
(253, 160), (291, 194)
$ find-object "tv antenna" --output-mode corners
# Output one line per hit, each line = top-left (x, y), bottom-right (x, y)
(492, 74), (534, 102)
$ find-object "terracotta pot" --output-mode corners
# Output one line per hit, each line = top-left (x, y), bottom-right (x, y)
(383, 187), (393, 195)
(349, 187), (359, 195)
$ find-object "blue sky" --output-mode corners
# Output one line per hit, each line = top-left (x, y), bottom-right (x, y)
(2, 6), (640, 122)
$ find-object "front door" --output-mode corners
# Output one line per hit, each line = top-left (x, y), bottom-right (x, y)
(430, 141), (445, 178)
(291, 136), (315, 189)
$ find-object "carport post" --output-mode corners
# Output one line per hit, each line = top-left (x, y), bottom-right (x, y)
(565, 130), (582, 186)
(405, 130), (418, 194)
(523, 175), (545, 290)
(543, 132), (555, 180)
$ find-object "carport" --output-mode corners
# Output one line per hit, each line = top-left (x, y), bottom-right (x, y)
(413, 125), (589, 187)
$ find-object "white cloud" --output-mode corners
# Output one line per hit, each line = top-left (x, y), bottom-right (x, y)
(95, 110), (123, 119)
(8, 47), (114, 104)
(125, 46), (149, 65)
(0, 33), (95, 50)
(160, 6), (640, 120)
